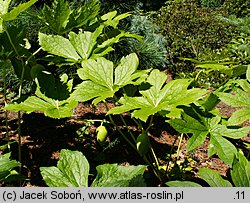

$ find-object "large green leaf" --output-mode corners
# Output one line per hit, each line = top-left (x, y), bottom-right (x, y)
(5, 94), (77, 119)
(168, 108), (248, 166)
(5, 75), (77, 119)
(198, 168), (232, 187)
(108, 70), (207, 122)
(80, 57), (114, 89)
(41, 0), (99, 34)
(166, 181), (202, 187)
(92, 31), (142, 58)
(40, 149), (89, 187)
(72, 81), (114, 105)
(91, 164), (147, 187)
(39, 26), (138, 64)
(231, 153), (250, 187)
(71, 53), (144, 105)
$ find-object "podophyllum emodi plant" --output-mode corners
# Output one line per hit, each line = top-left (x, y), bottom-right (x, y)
(1, 0), (250, 187)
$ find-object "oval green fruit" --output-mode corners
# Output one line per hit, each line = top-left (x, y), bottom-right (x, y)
(96, 125), (108, 143)
(30, 64), (45, 79)
(136, 131), (150, 157)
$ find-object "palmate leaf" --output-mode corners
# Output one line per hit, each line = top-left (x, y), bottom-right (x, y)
(71, 53), (143, 105)
(92, 31), (142, 59)
(70, 0), (99, 28)
(196, 63), (233, 75)
(168, 109), (250, 166)
(5, 75), (77, 119)
(41, 0), (99, 34)
(39, 25), (138, 64)
(195, 62), (247, 78)
(108, 70), (207, 122)
(209, 124), (249, 166)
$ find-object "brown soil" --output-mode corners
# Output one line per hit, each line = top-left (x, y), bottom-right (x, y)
(0, 99), (249, 187)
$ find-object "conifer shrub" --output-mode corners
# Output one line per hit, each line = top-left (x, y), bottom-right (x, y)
(154, 0), (238, 75)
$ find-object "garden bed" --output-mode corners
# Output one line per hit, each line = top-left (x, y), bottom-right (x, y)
(0, 100), (248, 187)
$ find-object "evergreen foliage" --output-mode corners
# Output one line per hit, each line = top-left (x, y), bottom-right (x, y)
(154, 0), (238, 74)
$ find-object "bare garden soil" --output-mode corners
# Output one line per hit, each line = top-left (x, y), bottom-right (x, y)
(0, 100), (249, 187)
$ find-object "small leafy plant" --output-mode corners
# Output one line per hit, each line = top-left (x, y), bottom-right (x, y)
(168, 106), (250, 166)
(40, 149), (147, 187)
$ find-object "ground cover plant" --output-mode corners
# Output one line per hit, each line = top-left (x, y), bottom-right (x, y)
(0, 0), (249, 187)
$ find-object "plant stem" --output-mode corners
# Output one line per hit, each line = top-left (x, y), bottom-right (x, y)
(119, 115), (137, 143)
(145, 115), (154, 132)
(176, 133), (184, 160)
(3, 62), (10, 151)
(5, 25), (25, 178)
(104, 101), (163, 182)
(26, 47), (42, 64)
(150, 146), (160, 169)
(103, 101), (137, 151)
(132, 117), (142, 128)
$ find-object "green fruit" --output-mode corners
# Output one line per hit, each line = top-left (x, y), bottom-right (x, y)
(30, 64), (45, 79)
(96, 125), (108, 143)
(136, 131), (150, 157)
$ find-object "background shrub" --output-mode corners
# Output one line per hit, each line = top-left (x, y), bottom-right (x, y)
(154, 0), (238, 75)
(222, 0), (250, 17)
